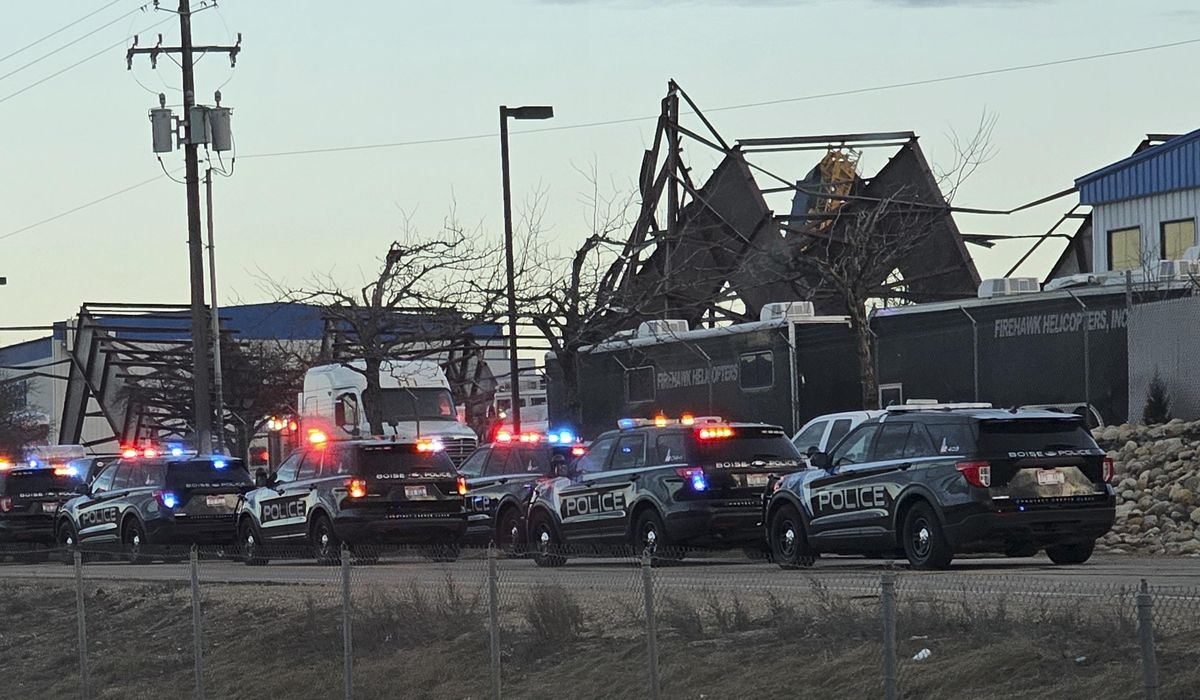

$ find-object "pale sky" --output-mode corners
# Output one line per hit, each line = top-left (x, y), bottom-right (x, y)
(3, 0), (1200, 345)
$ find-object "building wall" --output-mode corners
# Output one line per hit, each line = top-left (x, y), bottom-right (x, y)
(1127, 295), (1200, 422)
(1092, 188), (1200, 271)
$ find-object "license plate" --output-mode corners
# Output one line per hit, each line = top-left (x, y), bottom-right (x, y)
(42, 502), (59, 513)
(405, 485), (429, 499)
(746, 473), (769, 488)
(1037, 469), (1066, 486)
(206, 495), (228, 507)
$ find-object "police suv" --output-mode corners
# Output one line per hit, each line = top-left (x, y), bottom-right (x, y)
(524, 416), (803, 566)
(459, 429), (586, 550)
(0, 460), (85, 556)
(764, 404), (1116, 570)
(236, 435), (468, 565)
(55, 451), (252, 562)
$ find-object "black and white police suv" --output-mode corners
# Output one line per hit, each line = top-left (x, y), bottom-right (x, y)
(0, 460), (85, 555)
(55, 451), (252, 562)
(524, 415), (804, 566)
(459, 429), (586, 550)
(236, 434), (468, 565)
(764, 404), (1117, 570)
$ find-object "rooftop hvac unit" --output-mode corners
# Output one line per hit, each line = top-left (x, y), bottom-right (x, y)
(1158, 259), (1200, 279)
(1044, 273), (1098, 292)
(636, 319), (689, 338)
(759, 301), (816, 323)
(977, 277), (1040, 299)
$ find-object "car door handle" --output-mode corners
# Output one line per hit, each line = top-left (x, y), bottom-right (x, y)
(497, 478), (509, 485)
(628, 474), (641, 482)
(897, 462), (913, 471)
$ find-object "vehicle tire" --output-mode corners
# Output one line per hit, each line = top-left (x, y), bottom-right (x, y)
(311, 514), (342, 565)
(902, 502), (953, 570)
(239, 519), (269, 567)
(1005, 543), (1039, 558)
(633, 509), (682, 566)
(529, 513), (567, 568)
(1046, 540), (1095, 565)
(56, 520), (81, 564)
(769, 504), (815, 569)
(495, 506), (522, 556)
(121, 519), (150, 565)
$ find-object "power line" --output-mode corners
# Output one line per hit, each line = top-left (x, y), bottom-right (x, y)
(0, 3), (150, 83)
(5, 33), (1200, 242)
(0, 0), (127, 65)
(0, 174), (165, 242)
(239, 35), (1200, 160)
(0, 14), (173, 105)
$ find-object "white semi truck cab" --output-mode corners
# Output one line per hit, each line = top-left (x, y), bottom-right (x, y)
(299, 360), (478, 465)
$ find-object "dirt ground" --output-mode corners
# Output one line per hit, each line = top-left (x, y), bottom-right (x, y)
(0, 577), (1196, 700)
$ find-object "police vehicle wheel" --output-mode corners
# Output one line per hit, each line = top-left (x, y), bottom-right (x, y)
(239, 520), (269, 566)
(1045, 540), (1095, 565)
(495, 507), (522, 556)
(311, 515), (342, 565)
(57, 521), (83, 563)
(122, 520), (150, 564)
(634, 510), (681, 565)
(530, 515), (567, 568)
(902, 502), (953, 570)
(769, 505), (815, 569)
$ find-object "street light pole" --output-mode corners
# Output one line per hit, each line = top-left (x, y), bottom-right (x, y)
(499, 104), (553, 435)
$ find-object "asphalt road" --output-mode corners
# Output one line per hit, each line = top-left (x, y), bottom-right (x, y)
(1, 552), (1197, 598)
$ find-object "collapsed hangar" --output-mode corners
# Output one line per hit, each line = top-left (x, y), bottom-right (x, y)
(595, 81), (983, 327)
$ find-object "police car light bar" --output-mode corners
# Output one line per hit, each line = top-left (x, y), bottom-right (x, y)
(416, 439), (445, 453)
(697, 426), (734, 440)
(885, 402), (993, 413)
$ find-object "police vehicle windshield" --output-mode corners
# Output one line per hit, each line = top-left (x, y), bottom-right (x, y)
(358, 445), (456, 477)
(0, 467), (82, 497)
(687, 425), (800, 466)
(379, 388), (456, 422)
(974, 419), (1096, 454)
(146, 459), (252, 490)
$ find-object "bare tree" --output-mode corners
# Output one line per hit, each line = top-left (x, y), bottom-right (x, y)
(270, 215), (506, 436)
(788, 191), (948, 409)
(220, 339), (315, 460)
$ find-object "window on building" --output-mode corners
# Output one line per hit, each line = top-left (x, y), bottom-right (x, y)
(626, 366), (655, 403)
(1161, 219), (1197, 260)
(1107, 227), (1142, 271)
(738, 351), (774, 390)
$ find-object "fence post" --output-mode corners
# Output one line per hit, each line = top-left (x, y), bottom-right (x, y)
(189, 545), (205, 700)
(342, 544), (353, 700)
(74, 550), (90, 700)
(641, 550), (661, 700)
(488, 545), (502, 700)
(1136, 579), (1159, 700)
(881, 569), (898, 700)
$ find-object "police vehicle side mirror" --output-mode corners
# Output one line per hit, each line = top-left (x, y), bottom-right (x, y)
(809, 452), (831, 470)
(74, 483), (90, 496)
(254, 468), (270, 488)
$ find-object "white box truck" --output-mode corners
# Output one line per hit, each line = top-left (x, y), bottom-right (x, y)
(299, 359), (478, 464)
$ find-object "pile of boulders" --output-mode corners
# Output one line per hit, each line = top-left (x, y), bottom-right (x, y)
(1092, 419), (1200, 556)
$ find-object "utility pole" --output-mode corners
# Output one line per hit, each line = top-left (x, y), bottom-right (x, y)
(128, 1), (240, 452)
(206, 168), (226, 455)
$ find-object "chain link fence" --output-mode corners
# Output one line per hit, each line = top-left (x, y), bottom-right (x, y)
(2, 546), (1199, 699)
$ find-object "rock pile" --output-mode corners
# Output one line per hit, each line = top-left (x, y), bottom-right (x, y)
(1092, 419), (1200, 556)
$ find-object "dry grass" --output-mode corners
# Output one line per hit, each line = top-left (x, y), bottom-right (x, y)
(0, 576), (1197, 700)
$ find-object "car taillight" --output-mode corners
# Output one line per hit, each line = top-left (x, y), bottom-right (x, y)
(1102, 457), (1115, 484)
(674, 467), (708, 492)
(347, 479), (368, 499)
(155, 491), (179, 509)
(0, 497), (11, 512)
(457, 476), (469, 496)
(955, 461), (992, 488)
